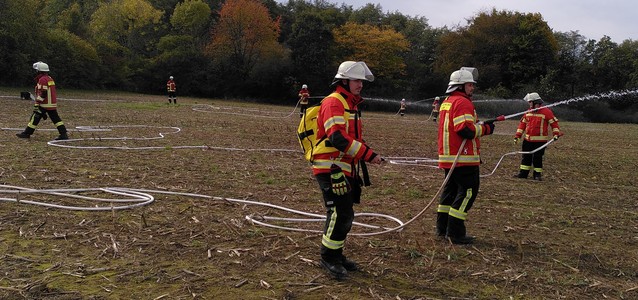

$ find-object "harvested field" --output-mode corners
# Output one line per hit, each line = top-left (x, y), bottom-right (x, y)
(0, 89), (637, 299)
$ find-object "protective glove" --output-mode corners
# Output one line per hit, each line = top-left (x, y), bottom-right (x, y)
(482, 122), (495, 135)
(514, 138), (519, 144)
(33, 105), (47, 120)
(330, 164), (350, 196)
(553, 135), (559, 140)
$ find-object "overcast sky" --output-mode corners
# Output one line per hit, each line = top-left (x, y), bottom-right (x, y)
(275, 0), (636, 42)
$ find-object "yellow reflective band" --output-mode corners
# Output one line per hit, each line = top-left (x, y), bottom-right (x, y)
(533, 167), (543, 173)
(527, 113), (546, 118)
(452, 115), (469, 126)
(437, 205), (451, 213)
(312, 160), (352, 173)
(527, 135), (549, 141)
(438, 155), (480, 164)
(475, 124), (482, 138)
(346, 140), (363, 157)
(322, 208), (344, 250)
(324, 115), (346, 131)
(449, 207), (467, 220)
(519, 165), (531, 170)
(459, 188), (472, 212)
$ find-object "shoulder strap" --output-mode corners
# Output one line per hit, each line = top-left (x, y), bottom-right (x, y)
(327, 92), (350, 110)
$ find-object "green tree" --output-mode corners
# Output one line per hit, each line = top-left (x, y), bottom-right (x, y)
(287, 11), (335, 95)
(170, 0), (212, 42)
(435, 9), (557, 97)
(42, 0), (100, 38)
(383, 12), (444, 97)
(46, 29), (101, 89)
(348, 3), (383, 25)
(89, 0), (163, 53)
(549, 31), (588, 98)
(0, 0), (46, 85)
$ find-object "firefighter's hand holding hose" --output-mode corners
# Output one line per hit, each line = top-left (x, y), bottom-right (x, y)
(514, 137), (520, 144)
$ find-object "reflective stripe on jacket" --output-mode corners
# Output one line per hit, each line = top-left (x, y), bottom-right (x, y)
(167, 80), (176, 92)
(312, 85), (376, 176)
(438, 91), (485, 168)
(515, 107), (560, 141)
(298, 88), (310, 104)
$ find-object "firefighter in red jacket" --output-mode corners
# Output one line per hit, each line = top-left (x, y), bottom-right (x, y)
(16, 61), (68, 140)
(399, 98), (406, 116)
(312, 61), (383, 279)
(298, 84), (310, 117)
(166, 76), (177, 104)
(432, 96), (440, 122)
(436, 67), (494, 245)
(514, 92), (562, 181)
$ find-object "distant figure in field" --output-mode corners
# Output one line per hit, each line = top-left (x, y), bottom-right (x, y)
(298, 84), (310, 117)
(513, 92), (562, 181)
(432, 96), (440, 122)
(16, 61), (68, 140)
(167, 76), (177, 104)
(399, 98), (406, 116)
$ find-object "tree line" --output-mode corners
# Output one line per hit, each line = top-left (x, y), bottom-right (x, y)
(1, 0), (636, 122)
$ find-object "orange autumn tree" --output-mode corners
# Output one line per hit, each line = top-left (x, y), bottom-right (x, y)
(332, 22), (410, 79)
(206, 0), (286, 80)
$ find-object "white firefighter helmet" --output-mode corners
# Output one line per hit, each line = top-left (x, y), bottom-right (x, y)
(435, 96), (440, 101)
(169, 76), (174, 80)
(446, 68), (477, 93)
(33, 61), (49, 72)
(302, 84), (308, 89)
(524, 92), (543, 103)
(334, 61), (374, 82)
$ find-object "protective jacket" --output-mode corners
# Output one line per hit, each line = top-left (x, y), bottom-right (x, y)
(312, 85), (377, 177)
(35, 73), (57, 110)
(438, 91), (492, 168)
(298, 88), (310, 105)
(166, 80), (176, 92)
(432, 99), (440, 112)
(515, 107), (561, 141)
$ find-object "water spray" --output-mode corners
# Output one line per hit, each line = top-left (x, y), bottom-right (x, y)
(482, 88), (638, 124)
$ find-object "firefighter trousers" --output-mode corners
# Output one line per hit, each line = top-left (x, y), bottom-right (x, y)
(315, 173), (361, 261)
(437, 166), (480, 238)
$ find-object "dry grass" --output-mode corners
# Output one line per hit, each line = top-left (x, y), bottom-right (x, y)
(0, 88), (637, 299)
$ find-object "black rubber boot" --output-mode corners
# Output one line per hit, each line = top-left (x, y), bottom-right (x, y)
(16, 127), (35, 139)
(56, 126), (68, 140)
(514, 169), (529, 179)
(320, 246), (347, 279)
(446, 217), (475, 245)
(341, 254), (358, 272)
(436, 212), (448, 237)
(533, 172), (542, 181)
(16, 132), (31, 139)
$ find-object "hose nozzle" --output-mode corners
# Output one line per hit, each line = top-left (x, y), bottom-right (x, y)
(482, 115), (506, 124)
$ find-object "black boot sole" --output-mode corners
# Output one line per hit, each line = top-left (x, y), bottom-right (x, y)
(320, 259), (347, 279)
